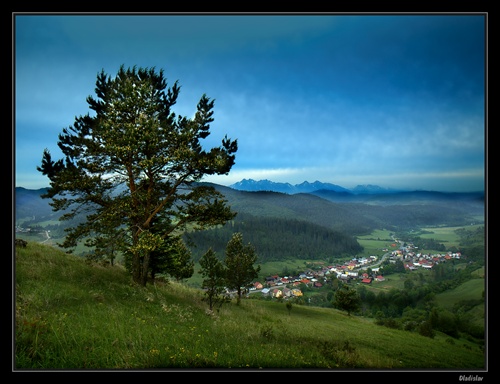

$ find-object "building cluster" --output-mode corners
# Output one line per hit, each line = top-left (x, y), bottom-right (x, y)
(250, 255), (386, 299)
(390, 247), (462, 271)
(249, 245), (463, 300)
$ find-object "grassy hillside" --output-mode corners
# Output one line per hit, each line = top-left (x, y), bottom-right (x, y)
(435, 278), (485, 330)
(15, 241), (486, 371)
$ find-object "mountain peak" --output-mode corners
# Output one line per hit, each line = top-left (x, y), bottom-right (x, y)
(229, 179), (352, 194)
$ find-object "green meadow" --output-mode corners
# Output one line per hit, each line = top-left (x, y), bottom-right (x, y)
(356, 229), (395, 256)
(15, 242), (485, 370)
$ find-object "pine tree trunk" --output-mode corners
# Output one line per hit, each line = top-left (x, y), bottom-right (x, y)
(140, 253), (151, 287)
(132, 252), (142, 285)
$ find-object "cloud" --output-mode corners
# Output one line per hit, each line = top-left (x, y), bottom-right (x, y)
(14, 14), (485, 193)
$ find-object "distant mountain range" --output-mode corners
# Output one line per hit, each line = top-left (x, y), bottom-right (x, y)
(227, 179), (485, 205)
(229, 179), (351, 194)
(231, 179), (428, 194)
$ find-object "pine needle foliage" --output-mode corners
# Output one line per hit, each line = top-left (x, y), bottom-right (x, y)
(37, 65), (238, 286)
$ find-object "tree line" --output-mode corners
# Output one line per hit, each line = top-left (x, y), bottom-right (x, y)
(185, 212), (364, 262)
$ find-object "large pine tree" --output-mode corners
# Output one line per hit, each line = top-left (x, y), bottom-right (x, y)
(37, 65), (238, 286)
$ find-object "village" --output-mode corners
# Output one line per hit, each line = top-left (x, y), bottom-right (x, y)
(247, 242), (463, 300)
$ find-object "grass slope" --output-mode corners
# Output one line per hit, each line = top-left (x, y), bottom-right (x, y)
(14, 242), (486, 371)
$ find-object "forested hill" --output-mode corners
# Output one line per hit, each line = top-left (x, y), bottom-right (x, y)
(185, 212), (364, 262)
(201, 183), (484, 234)
(203, 184), (381, 235)
(181, 183), (484, 262)
(15, 187), (52, 220)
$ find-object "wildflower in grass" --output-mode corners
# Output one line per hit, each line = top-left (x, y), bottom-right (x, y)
(150, 349), (160, 356)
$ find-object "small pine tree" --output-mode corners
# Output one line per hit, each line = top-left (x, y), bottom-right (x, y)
(224, 232), (261, 305)
(199, 248), (228, 311)
(333, 284), (361, 316)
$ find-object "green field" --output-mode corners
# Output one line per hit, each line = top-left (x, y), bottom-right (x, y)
(354, 225), (484, 255)
(435, 278), (485, 309)
(356, 229), (395, 256)
(418, 226), (461, 247)
(416, 224), (484, 249)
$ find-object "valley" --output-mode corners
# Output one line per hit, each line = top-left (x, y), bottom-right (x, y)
(14, 182), (487, 369)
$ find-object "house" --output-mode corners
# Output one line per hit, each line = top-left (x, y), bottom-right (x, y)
(253, 281), (263, 290)
(361, 278), (372, 284)
(265, 276), (276, 285)
(282, 287), (292, 297)
(280, 277), (290, 284)
(404, 263), (416, 271)
(271, 288), (283, 298)
(376, 275), (385, 282)
(265, 275), (281, 286)
(300, 278), (311, 286)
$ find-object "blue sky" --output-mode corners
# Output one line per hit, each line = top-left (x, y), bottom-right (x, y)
(14, 13), (486, 192)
